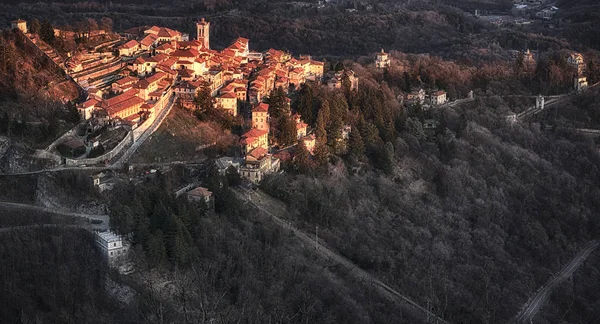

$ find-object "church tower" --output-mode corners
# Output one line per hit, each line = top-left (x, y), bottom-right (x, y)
(196, 18), (210, 50)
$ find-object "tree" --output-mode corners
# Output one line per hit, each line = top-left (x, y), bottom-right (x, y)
(0, 112), (9, 135)
(193, 81), (214, 114)
(315, 108), (328, 144)
(277, 115), (297, 147)
(147, 230), (166, 267)
(294, 141), (311, 174)
(29, 19), (41, 35)
(313, 141), (329, 167)
(86, 18), (98, 38)
(266, 87), (289, 119)
(405, 117), (425, 141)
(348, 127), (365, 157)
(99, 17), (113, 33)
(39, 20), (55, 44)
(225, 165), (241, 186)
(403, 72), (412, 92)
(296, 84), (315, 124)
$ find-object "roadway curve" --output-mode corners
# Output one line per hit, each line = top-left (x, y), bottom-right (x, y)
(513, 240), (599, 324)
(236, 187), (449, 324)
(0, 201), (109, 230)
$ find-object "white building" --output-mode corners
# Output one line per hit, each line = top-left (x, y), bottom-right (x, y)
(95, 231), (129, 266)
(375, 49), (391, 69)
(574, 76), (588, 91)
(11, 19), (27, 34)
(430, 90), (447, 106)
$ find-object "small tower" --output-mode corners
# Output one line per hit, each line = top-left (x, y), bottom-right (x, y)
(196, 18), (210, 50)
(376, 48), (390, 69)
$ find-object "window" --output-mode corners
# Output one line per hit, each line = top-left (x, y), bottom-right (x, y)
(110, 252), (113, 256)
(114, 243), (117, 247)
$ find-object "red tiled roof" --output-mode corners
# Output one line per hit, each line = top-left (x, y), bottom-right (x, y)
(247, 147), (268, 160)
(220, 92), (237, 99)
(120, 40), (139, 49)
(171, 49), (199, 58)
(106, 96), (144, 116)
(242, 128), (268, 139)
(140, 34), (158, 47)
(252, 103), (269, 113)
(115, 76), (138, 86)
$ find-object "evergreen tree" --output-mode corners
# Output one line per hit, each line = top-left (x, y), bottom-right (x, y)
(29, 19), (41, 34)
(39, 20), (55, 44)
(456, 113), (468, 138)
(266, 87), (289, 119)
(0, 112), (8, 135)
(193, 81), (213, 113)
(296, 84), (315, 124)
(403, 72), (411, 92)
(294, 141), (311, 174)
(315, 108), (328, 144)
(349, 127), (365, 157)
(277, 115), (297, 147)
(147, 230), (166, 267)
(225, 165), (241, 186)
(314, 141), (329, 167)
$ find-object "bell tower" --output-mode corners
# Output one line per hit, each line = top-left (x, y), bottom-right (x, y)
(196, 18), (210, 50)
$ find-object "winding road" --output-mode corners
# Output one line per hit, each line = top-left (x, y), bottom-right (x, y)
(235, 187), (449, 324)
(513, 240), (599, 323)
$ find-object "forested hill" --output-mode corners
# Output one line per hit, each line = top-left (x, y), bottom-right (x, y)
(261, 88), (600, 323)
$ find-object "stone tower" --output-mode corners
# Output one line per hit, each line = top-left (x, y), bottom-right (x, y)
(196, 18), (210, 50)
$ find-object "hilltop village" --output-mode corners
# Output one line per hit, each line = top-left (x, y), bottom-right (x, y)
(9, 18), (366, 183)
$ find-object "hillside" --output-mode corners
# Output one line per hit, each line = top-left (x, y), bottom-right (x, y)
(0, 29), (80, 149)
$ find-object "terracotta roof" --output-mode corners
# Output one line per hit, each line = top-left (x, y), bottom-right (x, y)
(296, 122), (308, 130)
(140, 34), (158, 47)
(105, 90), (138, 107)
(220, 92), (237, 99)
(242, 128), (268, 139)
(156, 43), (173, 51)
(106, 96), (144, 116)
(120, 40), (139, 50)
(187, 186), (212, 197)
(157, 27), (180, 38)
(252, 103), (269, 113)
(247, 147), (268, 160)
(434, 90), (446, 96)
(115, 76), (138, 86)
(171, 49), (198, 58)
(81, 98), (99, 108)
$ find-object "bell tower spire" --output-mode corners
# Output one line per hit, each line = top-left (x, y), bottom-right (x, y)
(196, 18), (210, 50)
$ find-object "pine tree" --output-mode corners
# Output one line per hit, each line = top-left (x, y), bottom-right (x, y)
(294, 141), (311, 174)
(314, 140), (329, 167)
(277, 115), (297, 146)
(193, 81), (213, 112)
(297, 84), (315, 124)
(349, 127), (365, 157)
(266, 87), (289, 119)
(225, 165), (241, 186)
(39, 20), (55, 44)
(29, 19), (41, 34)
(315, 108), (328, 144)
(147, 230), (166, 267)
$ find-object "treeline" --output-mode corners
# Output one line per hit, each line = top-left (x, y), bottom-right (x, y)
(0, 227), (138, 323)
